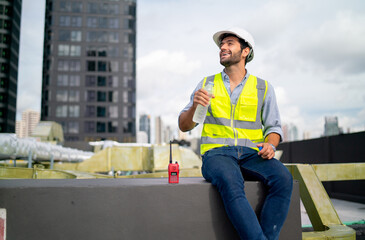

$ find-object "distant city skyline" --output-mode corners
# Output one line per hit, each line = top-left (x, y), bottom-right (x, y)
(16, 0), (365, 141)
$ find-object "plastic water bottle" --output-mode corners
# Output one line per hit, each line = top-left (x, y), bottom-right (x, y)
(193, 81), (214, 124)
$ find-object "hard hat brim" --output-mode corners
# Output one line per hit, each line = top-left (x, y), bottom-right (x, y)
(213, 28), (255, 62)
(213, 30), (254, 49)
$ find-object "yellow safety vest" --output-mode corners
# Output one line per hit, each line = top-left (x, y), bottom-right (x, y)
(200, 73), (268, 155)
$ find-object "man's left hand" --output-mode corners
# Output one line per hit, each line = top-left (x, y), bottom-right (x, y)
(257, 143), (276, 160)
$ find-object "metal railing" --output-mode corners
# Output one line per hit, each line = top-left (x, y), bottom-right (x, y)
(286, 163), (364, 240)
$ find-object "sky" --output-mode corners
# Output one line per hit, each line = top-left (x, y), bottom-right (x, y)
(17, 0), (365, 140)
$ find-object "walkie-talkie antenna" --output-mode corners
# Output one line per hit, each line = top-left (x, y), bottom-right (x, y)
(169, 141), (172, 164)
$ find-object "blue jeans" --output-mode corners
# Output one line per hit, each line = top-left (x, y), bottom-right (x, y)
(202, 146), (293, 240)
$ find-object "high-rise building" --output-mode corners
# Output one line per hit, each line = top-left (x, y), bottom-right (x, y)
(41, 0), (137, 150)
(139, 114), (150, 143)
(324, 116), (342, 136)
(15, 109), (40, 138)
(155, 116), (162, 144)
(282, 123), (299, 142)
(0, 0), (22, 133)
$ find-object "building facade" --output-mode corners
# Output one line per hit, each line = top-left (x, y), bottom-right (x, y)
(139, 114), (150, 143)
(41, 0), (137, 150)
(16, 109), (40, 138)
(0, 0), (22, 133)
(324, 116), (342, 136)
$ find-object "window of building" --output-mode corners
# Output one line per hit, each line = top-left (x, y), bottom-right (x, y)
(123, 62), (133, 73)
(98, 46), (107, 57)
(71, 16), (82, 27)
(87, 17), (98, 28)
(57, 60), (69, 71)
(87, 3), (98, 14)
(68, 90), (79, 102)
(58, 44), (69, 56)
(130, 106), (136, 117)
(109, 106), (118, 118)
(87, 3), (119, 14)
(99, 17), (108, 28)
(60, 121), (68, 133)
(123, 121), (134, 133)
(123, 106), (127, 118)
(98, 61), (107, 72)
(123, 91), (128, 103)
(69, 75), (80, 86)
(70, 45), (81, 56)
(56, 105), (68, 117)
(86, 90), (96, 102)
(71, 31), (82, 42)
(87, 61), (96, 71)
(86, 47), (97, 56)
(109, 18), (119, 29)
(108, 46), (119, 57)
(128, 33), (135, 44)
(131, 92), (136, 103)
(111, 76), (119, 87)
(59, 16), (70, 26)
(124, 4), (136, 16)
(85, 106), (96, 117)
(59, 30), (69, 41)
(112, 91), (118, 103)
(100, 3), (109, 14)
(69, 105), (80, 117)
(97, 122), (106, 133)
(59, 30), (81, 42)
(97, 76), (106, 86)
(68, 121), (79, 133)
(109, 4), (119, 14)
(97, 106), (106, 117)
(110, 61), (119, 72)
(85, 76), (96, 86)
(109, 32), (119, 43)
(57, 75), (68, 86)
(71, 2), (82, 13)
(60, 1), (71, 12)
(97, 91), (106, 102)
(69, 60), (81, 71)
(108, 121), (118, 133)
(84, 121), (95, 133)
(56, 90), (68, 102)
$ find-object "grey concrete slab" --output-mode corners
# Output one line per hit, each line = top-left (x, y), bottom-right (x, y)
(0, 178), (301, 240)
(301, 198), (365, 226)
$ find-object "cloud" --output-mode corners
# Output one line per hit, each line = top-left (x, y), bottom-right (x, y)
(297, 11), (365, 74)
(136, 50), (202, 127)
(137, 50), (201, 76)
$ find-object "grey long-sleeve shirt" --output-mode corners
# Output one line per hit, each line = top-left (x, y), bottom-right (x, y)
(179, 70), (283, 141)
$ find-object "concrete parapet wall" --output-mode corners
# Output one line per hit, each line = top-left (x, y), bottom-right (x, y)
(0, 178), (301, 240)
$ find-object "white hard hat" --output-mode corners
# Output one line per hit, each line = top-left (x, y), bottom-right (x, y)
(213, 28), (255, 62)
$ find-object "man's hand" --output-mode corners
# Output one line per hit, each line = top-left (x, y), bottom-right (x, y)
(257, 142), (276, 159)
(179, 88), (215, 132)
(193, 88), (214, 108)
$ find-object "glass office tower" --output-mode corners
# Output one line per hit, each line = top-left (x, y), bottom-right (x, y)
(41, 0), (136, 150)
(0, 0), (22, 133)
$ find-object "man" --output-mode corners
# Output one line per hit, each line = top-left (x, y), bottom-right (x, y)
(179, 28), (293, 240)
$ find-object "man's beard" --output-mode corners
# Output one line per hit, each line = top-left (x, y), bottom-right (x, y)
(220, 50), (243, 67)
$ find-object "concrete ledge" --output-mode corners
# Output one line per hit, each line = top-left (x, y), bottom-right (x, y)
(0, 178), (301, 240)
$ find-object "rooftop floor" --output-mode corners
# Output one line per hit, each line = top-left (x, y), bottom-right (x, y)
(301, 198), (365, 226)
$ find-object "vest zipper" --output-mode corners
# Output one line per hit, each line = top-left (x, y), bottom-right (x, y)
(231, 104), (238, 146)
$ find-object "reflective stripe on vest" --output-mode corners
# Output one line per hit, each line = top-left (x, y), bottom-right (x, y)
(200, 73), (267, 155)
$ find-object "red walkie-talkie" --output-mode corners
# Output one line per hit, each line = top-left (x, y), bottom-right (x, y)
(168, 141), (179, 184)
